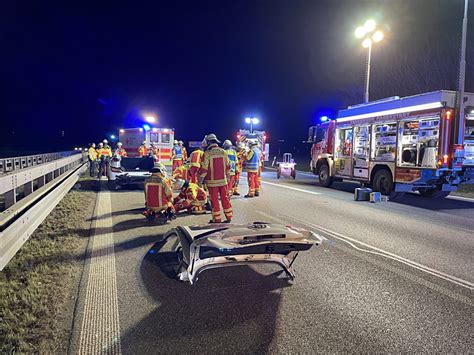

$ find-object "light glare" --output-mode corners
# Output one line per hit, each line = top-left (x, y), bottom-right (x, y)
(355, 26), (366, 39)
(245, 117), (251, 124)
(372, 31), (384, 42)
(362, 38), (372, 48)
(364, 19), (376, 33)
(145, 115), (156, 123)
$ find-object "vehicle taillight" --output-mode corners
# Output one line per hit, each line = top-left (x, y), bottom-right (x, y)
(443, 154), (449, 164)
(446, 111), (452, 120)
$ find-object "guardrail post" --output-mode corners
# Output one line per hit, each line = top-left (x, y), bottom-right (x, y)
(4, 189), (16, 209)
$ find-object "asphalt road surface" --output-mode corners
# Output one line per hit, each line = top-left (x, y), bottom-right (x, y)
(70, 170), (473, 353)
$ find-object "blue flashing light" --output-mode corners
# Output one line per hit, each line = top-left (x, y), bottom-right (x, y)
(143, 124), (151, 131)
(110, 134), (116, 139)
(320, 116), (329, 122)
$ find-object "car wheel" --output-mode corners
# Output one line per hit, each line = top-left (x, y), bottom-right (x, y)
(372, 169), (393, 196)
(318, 163), (333, 187)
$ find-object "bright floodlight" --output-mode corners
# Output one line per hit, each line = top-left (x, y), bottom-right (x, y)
(364, 19), (376, 33)
(362, 38), (372, 48)
(245, 117), (252, 124)
(320, 116), (329, 122)
(252, 117), (259, 124)
(110, 135), (116, 139)
(145, 115), (156, 123)
(119, 129), (125, 133)
(355, 26), (366, 39)
(372, 31), (384, 42)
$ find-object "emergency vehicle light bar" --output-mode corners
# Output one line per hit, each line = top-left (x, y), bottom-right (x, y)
(336, 102), (443, 123)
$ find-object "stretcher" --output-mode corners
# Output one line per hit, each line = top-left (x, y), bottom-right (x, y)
(277, 153), (296, 179)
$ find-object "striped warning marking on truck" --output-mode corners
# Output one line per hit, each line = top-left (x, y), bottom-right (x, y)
(78, 190), (121, 354)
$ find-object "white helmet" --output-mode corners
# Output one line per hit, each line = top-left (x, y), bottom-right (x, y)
(117, 142), (122, 146)
(174, 178), (185, 190)
(223, 140), (232, 149)
(98, 142), (104, 147)
(174, 140), (179, 145)
(179, 140), (184, 145)
(103, 139), (108, 144)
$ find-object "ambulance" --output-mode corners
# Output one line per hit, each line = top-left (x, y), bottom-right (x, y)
(119, 127), (175, 163)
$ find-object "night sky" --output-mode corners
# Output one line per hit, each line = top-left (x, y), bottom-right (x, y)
(1, 0), (473, 152)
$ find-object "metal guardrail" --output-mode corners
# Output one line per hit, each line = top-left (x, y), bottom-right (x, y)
(0, 153), (87, 270)
(0, 150), (80, 174)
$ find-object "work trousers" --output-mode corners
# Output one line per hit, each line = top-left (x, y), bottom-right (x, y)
(89, 160), (97, 177)
(208, 185), (232, 222)
(98, 160), (109, 178)
(227, 175), (235, 197)
(172, 159), (183, 171)
(233, 172), (241, 193)
(247, 171), (258, 197)
(189, 166), (199, 184)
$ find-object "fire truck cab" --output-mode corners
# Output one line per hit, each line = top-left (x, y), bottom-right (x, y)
(309, 90), (474, 198)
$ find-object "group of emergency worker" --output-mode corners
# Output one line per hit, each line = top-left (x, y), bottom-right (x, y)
(88, 139), (128, 178)
(138, 139), (188, 169)
(143, 133), (264, 224)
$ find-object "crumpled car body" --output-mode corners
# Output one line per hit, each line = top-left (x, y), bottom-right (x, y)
(164, 222), (322, 285)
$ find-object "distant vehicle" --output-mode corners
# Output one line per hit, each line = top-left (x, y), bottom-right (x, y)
(237, 129), (270, 162)
(119, 127), (175, 163)
(308, 90), (474, 198)
(108, 155), (155, 189)
(163, 222), (322, 285)
(276, 153), (296, 179)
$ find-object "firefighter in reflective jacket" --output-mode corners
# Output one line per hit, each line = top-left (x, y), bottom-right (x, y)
(189, 144), (204, 184)
(199, 134), (232, 223)
(96, 142), (112, 178)
(172, 140), (183, 170)
(88, 143), (98, 177)
(233, 142), (245, 195)
(138, 141), (148, 157)
(172, 160), (190, 181)
(173, 179), (207, 214)
(223, 140), (238, 198)
(244, 141), (261, 197)
(115, 142), (128, 157)
(179, 141), (188, 160)
(257, 147), (264, 195)
(143, 166), (175, 220)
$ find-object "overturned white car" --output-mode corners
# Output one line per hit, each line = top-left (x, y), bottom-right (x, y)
(163, 222), (322, 285)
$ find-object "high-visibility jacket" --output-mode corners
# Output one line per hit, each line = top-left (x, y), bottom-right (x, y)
(115, 148), (127, 157)
(173, 164), (190, 181)
(189, 149), (204, 168)
(138, 145), (148, 157)
(172, 146), (183, 160)
(182, 146), (188, 160)
(225, 148), (238, 175)
(144, 175), (173, 211)
(97, 147), (112, 160)
(173, 182), (207, 206)
(199, 144), (230, 187)
(244, 147), (261, 172)
(88, 147), (98, 161)
(235, 149), (244, 173)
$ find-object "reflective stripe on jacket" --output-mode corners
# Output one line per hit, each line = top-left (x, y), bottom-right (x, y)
(173, 165), (190, 181)
(172, 146), (183, 160)
(199, 144), (230, 187)
(176, 183), (207, 206)
(144, 176), (173, 211)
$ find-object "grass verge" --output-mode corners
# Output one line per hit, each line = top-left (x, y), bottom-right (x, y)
(0, 176), (97, 353)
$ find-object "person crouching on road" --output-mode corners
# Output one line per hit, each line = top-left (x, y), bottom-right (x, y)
(96, 142), (112, 178)
(115, 142), (127, 157)
(143, 166), (175, 221)
(173, 179), (207, 214)
(244, 141), (261, 197)
(199, 134), (232, 223)
(172, 140), (184, 171)
(223, 140), (238, 198)
(88, 143), (98, 177)
(172, 159), (190, 181)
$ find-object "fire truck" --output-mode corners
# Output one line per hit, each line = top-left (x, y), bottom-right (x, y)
(119, 127), (175, 163)
(308, 90), (474, 198)
(237, 129), (270, 161)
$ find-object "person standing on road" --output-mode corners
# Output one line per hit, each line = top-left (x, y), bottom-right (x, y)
(96, 142), (112, 178)
(88, 143), (98, 177)
(172, 140), (184, 171)
(223, 140), (238, 198)
(138, 140), (148, 157)
(180, 141), (188, 160)
(199, 134), (232, 223)
(189, 144), (204, 184)
(244, 141), (261, 197)
(115, 142), (127, 157)
(233, 142), (245, 195)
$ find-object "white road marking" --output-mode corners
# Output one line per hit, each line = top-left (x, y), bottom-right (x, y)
(448, 195), (474, 202)
(256, 211), (473, 291)
(78, 190), (121, 354)
(260, 180), (322, 195)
